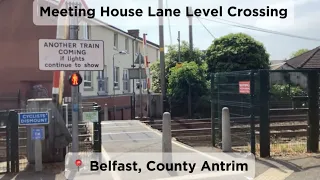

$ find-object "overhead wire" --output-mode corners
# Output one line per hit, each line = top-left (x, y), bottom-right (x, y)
(196, 17), (216, 39)
(198, 17), (320, 42)
(165, 0), (173, 45)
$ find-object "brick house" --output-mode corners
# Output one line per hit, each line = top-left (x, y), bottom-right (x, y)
(0, 0), (160, 120)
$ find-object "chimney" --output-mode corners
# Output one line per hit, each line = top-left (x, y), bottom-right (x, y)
(128, 29), (140, 37)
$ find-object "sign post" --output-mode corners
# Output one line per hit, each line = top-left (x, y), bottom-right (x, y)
(38, 1), (104, 154)
(31, 127), (45, 171)
(18, 112), (49, 172)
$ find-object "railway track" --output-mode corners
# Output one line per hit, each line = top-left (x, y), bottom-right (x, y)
(143, 115), (311, 147)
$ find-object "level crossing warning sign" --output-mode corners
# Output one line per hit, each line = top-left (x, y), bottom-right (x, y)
(39, 39), (104, 71)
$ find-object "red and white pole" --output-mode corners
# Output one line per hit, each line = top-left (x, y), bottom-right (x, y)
(143, 34), (151, 117)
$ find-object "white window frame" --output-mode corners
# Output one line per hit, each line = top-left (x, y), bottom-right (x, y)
(123, 69), (129, 80)
(84, 71), (92, 87)
(114, 67), (120, 89)
(142, 79), (147, 89)
(123, 69), (129, 92)
(114, 33), (118, 49)
(83, 22), (92, 88)
(125, 38), (129, 53)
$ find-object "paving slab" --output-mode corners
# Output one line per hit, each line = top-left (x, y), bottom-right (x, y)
(100, 120), (255, 180)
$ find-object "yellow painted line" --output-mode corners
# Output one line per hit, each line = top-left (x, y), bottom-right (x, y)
(254, 168), (294, 180)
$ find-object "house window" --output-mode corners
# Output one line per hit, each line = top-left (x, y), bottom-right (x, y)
(97, 67), (107, 93)
(98, 70), (104, 79)
(125, 38), (129, 53)
(113, 33), (118, 49)
(114, 67), (120, 89)
(123, 69), (129, 92)
(84, 71), (92, 87)
(142, 79), (147, 89)
(83, 22), (88, 39)
(82, 23), (92, 88)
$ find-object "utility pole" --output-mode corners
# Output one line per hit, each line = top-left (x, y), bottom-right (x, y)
(131, 38), (136, 119)
(159, 0), (166, 113)
(188, 6), (193, 118)
(138, 53), (143, 119)
(69, 2), (79, 152)
(178, 31), (181, 62)
(188, 6), (193, 55)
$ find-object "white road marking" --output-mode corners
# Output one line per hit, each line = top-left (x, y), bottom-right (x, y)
(101, 121), (136, 125)
(103, 138), (160, 143)
(102, 131), (156, 135)
(153, 171), (244, 180)
(101, 146), (122, 180)
(139, 122), (231, 163)
(102, 125), (142, 129)
(254, 168), (294, 180)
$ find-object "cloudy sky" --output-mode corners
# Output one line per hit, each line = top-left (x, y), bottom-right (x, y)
(84, 0), (320, 60)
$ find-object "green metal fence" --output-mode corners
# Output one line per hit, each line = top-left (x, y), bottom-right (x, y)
(211, 69), (319, 157)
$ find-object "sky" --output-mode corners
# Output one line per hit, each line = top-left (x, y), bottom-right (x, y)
(82, 0), (320, 60)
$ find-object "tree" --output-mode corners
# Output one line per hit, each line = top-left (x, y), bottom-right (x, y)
(205, 33), (270, 73)
(150, 41), (204, 93)
(290, 49), (309, 58)
(167, 61), (209, 117)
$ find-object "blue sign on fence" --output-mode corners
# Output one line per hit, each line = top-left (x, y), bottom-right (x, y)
(31, 127), (45, 140)
(18, 112), (49, 125)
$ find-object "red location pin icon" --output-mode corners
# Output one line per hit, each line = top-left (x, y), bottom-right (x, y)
(75, 159), (82, 172)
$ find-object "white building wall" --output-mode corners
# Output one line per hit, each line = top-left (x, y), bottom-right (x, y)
(78, 23), (159, 97)
(270, 64), (307, 89)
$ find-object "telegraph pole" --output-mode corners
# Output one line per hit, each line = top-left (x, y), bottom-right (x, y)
(159, 0), (166, 113)
(188, 7), (193, 118)
(138, 53), (143, 119)
(131, 38), (136, 119)
(188, 6), (193, 54)
(69, 2), (79, 152)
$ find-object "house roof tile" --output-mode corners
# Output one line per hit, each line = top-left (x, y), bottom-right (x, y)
(285, 47), (320, 69)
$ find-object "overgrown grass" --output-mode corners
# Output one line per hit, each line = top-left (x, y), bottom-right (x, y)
(234, 137), (308, 157)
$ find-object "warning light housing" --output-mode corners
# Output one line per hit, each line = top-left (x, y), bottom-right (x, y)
(69, 72), (83, 86)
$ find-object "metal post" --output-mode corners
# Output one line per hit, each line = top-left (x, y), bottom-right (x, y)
(132, 38), (136, 119)
(113, 55), (116, 120)
(250, 71), (256, 155)
(139, 53), (143, 119)
(159, 0), (166, 114)
(162, 112), (172, 163)
(210, 73), (215, 147)
(104, 104), (108, 121)
(222, 107), (231, 152)
(93, 106), (102, 152)
(70, 3), (79, 153)
(259, 70), (270, 158)
(178, 31), (181, 62)
(307, 70), (319, 152)
(34, 127), (43, 172)
(162, 112), (172, 152)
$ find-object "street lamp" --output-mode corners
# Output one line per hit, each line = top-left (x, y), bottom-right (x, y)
(112, 50), (127, 120)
